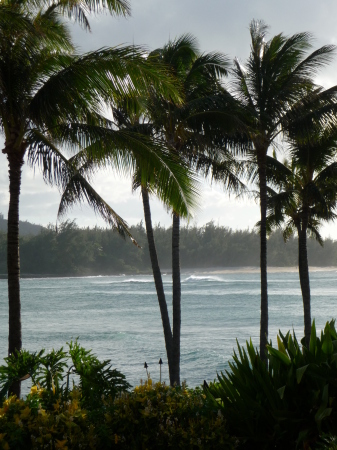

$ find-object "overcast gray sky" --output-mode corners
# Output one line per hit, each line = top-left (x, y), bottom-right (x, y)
(1, 0), (337, 237)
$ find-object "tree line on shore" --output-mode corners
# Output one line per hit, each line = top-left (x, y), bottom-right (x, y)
(0, 220), (336, 276)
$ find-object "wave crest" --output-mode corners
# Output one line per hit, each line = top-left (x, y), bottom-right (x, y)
(183, 275), (223, 283)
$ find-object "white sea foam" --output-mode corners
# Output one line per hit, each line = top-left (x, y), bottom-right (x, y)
(183, 275), (223, 283)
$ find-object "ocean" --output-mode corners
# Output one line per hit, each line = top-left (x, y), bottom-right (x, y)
(0, 269), (336, 389)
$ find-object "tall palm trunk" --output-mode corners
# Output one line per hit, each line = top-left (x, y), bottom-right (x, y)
(297, 223), (311, 347)
(6, 148), (25, 397)
(171, 213), (181, 385)
(141, 187), (174, 383)
(257, 150), (268, 361)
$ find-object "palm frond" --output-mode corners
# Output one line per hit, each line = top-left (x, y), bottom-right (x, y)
(58, 171), (137, 244)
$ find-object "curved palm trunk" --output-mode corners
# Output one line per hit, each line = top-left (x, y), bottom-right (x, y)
(257, 152), (268, 362)
(171, 213), (181, 385)
(141, 187), (174, 383)
(6, 149), (25, 397)
(297, 224), (311, 348)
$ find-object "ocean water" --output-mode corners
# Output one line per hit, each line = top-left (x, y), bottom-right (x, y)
(0, 270), (337, 389)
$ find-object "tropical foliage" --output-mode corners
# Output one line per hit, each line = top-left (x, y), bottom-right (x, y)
(207, 321), (337, 449)
(0, 348), (236, 450)
(0, 342), (130, 407)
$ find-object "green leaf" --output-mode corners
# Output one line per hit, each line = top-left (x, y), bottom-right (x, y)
(296, 365), (309, 384)
(267, 346), (291, 366)
(315, 407), (332, 423)
(322, 331), (334, 355)
(277, 385), (286, 399)
(322, 384), (329, 407)
(277, 335), (287, 355)
(287, 334), (298, 357)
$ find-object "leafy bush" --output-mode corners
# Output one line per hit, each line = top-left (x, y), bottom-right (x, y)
(103, 379), (237, 449)
(207, 320), (337, 449)
(0, 381), (236, 449)
(0, 345), (236, 449)
(0, 342), (130, 409)
(0, 387), (89, 449)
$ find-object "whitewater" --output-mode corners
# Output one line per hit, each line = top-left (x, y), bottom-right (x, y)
(0, 270), (336, 388)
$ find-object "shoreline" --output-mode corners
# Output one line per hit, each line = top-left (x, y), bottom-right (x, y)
(203, 266), (337, 274)
(1, 266), (337, 279)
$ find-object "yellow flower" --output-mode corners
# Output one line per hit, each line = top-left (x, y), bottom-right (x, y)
(3, 442), (9, 450)
(20, 406), (31, 420)
(30, 386), (38, 395)
(55, 439), (68, 449)
(114, 434), (119, 444)
(134, 386), (139, 393)
(147, 379), (152, 386)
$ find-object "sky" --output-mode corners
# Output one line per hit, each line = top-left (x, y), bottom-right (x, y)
(1, 0), (337, 237)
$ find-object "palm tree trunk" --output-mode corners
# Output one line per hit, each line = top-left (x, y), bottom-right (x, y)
(257, 151), (268, 362)
(297, 224), (311, 348)
(6, 149), (24, 398)
(141, 187), (173, 382)
(171, 213), (181, 386)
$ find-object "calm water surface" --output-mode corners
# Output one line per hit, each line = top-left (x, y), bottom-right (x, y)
(0, 270), (336, 388)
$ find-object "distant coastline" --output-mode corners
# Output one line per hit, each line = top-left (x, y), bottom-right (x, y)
(1, 266), (337, 279)
(2, 220), (337, 277)
(207, 266), (337, 274)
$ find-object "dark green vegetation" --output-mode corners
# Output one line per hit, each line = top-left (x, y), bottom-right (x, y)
(0, 220), (336, 276)
(0, 344), (235, 449)
(207, 321), (337, 449)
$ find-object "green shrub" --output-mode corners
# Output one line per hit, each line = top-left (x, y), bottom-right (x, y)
(0, 381), (236, 449)
(0, 341), (130, 409)
(207, 320), (337, 449)
(103, 379), (237, 449)
(0, 345), (236, 449)
(0, 387), (90, 449)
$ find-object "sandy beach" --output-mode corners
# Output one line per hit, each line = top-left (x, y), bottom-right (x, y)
(203, 266), (337, 274)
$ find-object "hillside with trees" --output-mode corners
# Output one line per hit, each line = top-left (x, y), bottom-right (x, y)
(0, 220), (336, 277)
(0, 213), (44, 236)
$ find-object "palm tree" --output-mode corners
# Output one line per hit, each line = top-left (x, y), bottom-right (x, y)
(265, 125), (337, 347)
(1, 0), (180, 396)
(233, 20), (337, 359)
(139, 35), (241, 385)
(89, 94), (198, 386)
